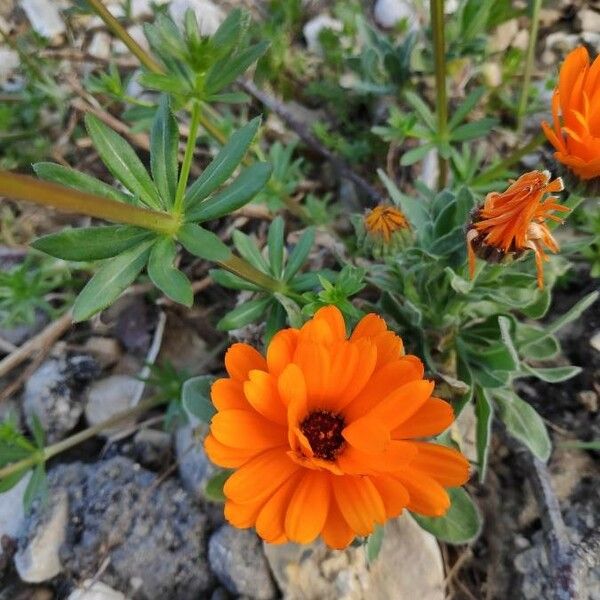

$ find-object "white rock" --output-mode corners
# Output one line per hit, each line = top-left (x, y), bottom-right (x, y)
(590, 331), (600, 353)
(303, 15), (343, 55)
(84, 375), (142, 436)
(0, 48), (19, 85)
(175, 421), (216, 500)
(512, 29), (529, 52)
(168, 0), (225, 36)
(21, 0), (66, 40)
(265, 514), (444, 600)
(88, 32), (112, 61)
(481, 62), (502, 88)
(15, 491), (68, 582)
(68, 580), (128, 600)
(0, 472), (31, 540)
(576, 9), (600, 33)
(374, 0), (417, 30)
(489, 19), (519, 53)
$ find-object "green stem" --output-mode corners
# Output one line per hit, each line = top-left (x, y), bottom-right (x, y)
(431, 0), (448, 191)
(174, 101), (201, 215)
(218, 254), (286, 295)
(0, 396), (166, 482)
(85, 0), (163, 73)
(0, 172), (180, 235)
(516, 0), (543, 133)
(472, 132), (545, 186)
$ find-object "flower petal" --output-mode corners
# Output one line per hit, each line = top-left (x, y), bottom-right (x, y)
(204, 433), (257, 468)
(211, 378), (248, 411)
(211, 409), (286, 450)
(333, 476), (386, 536)
(371, 475), (410, 518)
(395, 468), (451, 517)
(244, 370), (287, 425)
(266, 329), (299, 377)
(409, 442), (470, 487)
(285, 470), (331, 543)
(392, 397), (455, 439)
(225, 343), (267, 382)
(321, 496), (355, 549)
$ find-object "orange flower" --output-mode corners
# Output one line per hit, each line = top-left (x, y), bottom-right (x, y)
(205, 306), (469, 549)
(466, 170), (568, 288)
(542, 46), (600, 180)
(364, 205), (409, 242)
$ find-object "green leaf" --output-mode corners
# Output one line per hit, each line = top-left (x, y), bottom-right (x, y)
(498, 316), (520, 368)
(521, 364), (582, 383)
(448, 87), (485, 129)
(400, 143), (435, 166)
(0, 468), (30, 493)
(85, 114), (163, 209)
(561, 440), (600, 450)
(217, 296), (271, 330)
(475, 389), (493, 483)
(178, 223), (232, 262)
(204, 469), (232, 502)
(23, 463), (47, 512)
(205, 91), (251, 104)
(283, 227), (315, 281)
(30, 416), (45, 449)
(493, 389), (551, 461)
(365, 525), (384, 564)
(209, 268), (261, 291)
(450, 118), (497, 141)
(148, 237), (193, 306)
(32, 226), (152, 261)
(274, 293), (303, 328)
(516, 324), (560, 360)
(34, 162), (132, 204)
(204, 41), (269, 96)
(186, 163), (272, 222)
(412, 488), (481, 543)
(73, 239), (153, 321)
(182, 375), (216, 422)
(185, 117), (261, 207)
(232, 230), (270, 272)
(150, 96), (179, 207)
(404, 90), (435, 129)
(521, 288), (551, 318)
(267, 216), (285, 278)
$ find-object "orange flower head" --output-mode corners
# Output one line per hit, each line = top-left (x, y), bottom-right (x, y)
(466, 170), (568, 288)
(364, 205), (409, 242)
(205, 306), (469, 549)
(542, 46), (600, 181)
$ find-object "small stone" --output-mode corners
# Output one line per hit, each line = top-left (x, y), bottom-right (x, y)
(87, 32), (112, 61)
(303, 15), (343, 55)
(512, 30), (529, 51)
(577, 390), (598, 413)
(82, 337), (122, 369)
(0, 311), (48, 347)
(23, 355), (99, 443)
(131, 428), (172, 470)
(84, 375), (142, 436)
(168, 0), (225, 36)
(539, 8), (561, 27)
(14, 491), (68, 582)
(374, 0), (417, 30)
(576, 9), (600, 33)
(175, 422), (216, 501)
(0, 472), (31, 540)
(545, 31), (580, 55)
(67, 581), (127, 600)
(21, 0), (66, 41)
(0, 48), (19, 87)
(489, 19), (519, 53)
(481, 62), (502, 88)
(265, 515), (444, 600)
(209, 526), (276, 600)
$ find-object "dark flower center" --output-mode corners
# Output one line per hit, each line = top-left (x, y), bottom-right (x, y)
(300, 410), (346, 461)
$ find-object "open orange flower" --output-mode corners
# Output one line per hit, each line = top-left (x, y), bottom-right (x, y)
(364, 205), (409, 242)
(204, 306), (469, 549)
(467, 170), (568, 288)
(542, 46), (600, 180)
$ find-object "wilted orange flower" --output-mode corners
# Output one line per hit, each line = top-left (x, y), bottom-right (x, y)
(467, 170), (568, 288)
(542, 46), (600, 180)
(205, 306), (469, 549)
(364, 205), (409, 242)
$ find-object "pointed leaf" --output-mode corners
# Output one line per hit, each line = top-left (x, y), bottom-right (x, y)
(232, 230), (270, 272)
(178, 223), (232, 262)
(494, 390), (551, 461)
(150, 96), (179, 207)
(449, 87), (485, 129)
(32, 226), (152, 261)
(283, 227), (315, 281)
(182, 375), (216, 423)
(23, 463), (47, 512)
(148, 237), (193, 306)
(217, 296), (271, 330)
(267, 216), (285, 278)
(521, 364), (582, 383)
(85, 114), (163, 209)
(186, 162), (272, 222)
(73, 240), (153, 321)
(185, 117), (261, 207)
(475, 389), (493, 483)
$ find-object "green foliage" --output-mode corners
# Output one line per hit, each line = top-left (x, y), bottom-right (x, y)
(142, 362), (190, 431)
(33, 100), (270, 320)
(0, 256), (71, 327)
(182, 375), (216, 423)
(412, 488), (482, 543)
